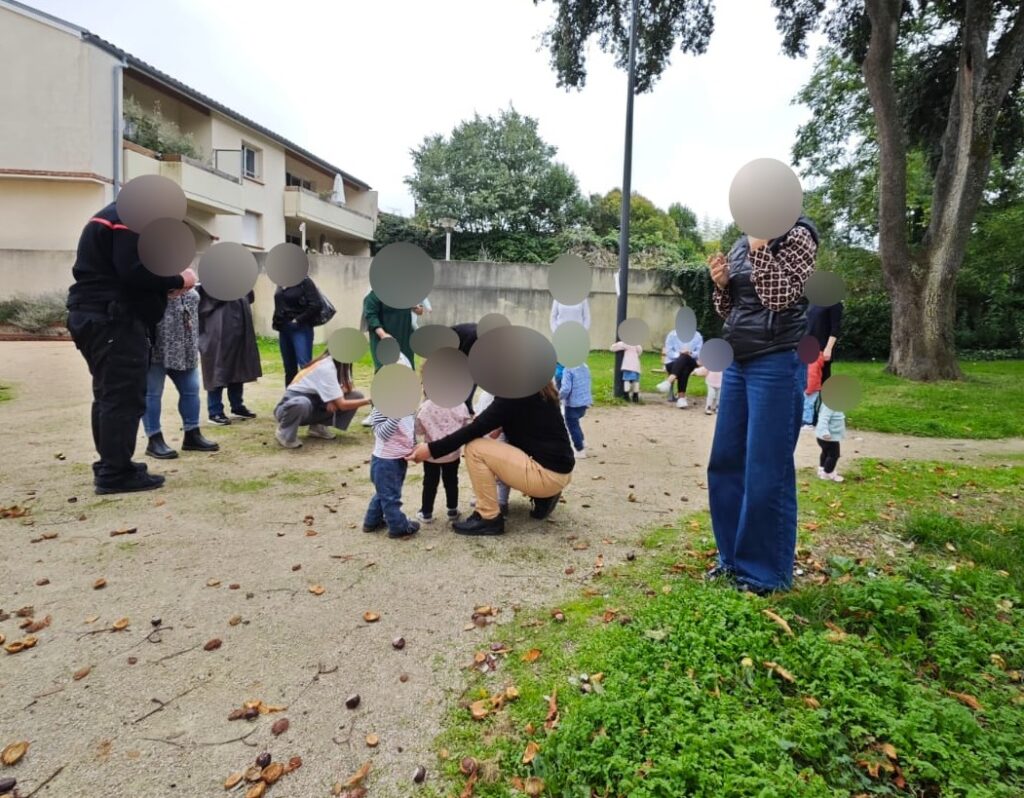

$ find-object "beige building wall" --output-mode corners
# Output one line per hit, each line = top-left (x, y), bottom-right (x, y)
(0, 179), (106, 251)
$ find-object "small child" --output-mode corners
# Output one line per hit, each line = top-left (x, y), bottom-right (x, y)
(815, 400), (846, 482)
(363, 356), (420, 539)
(692, 363), (722, 415)
(559, 363), (593, 458)
(471, 389), (510, 517)
(415, 397), (472, 523)
(803, 353), (825, 429)
(610, 341), (644, 403)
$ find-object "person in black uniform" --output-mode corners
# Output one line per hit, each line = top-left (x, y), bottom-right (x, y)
(66, 202), (196, 494)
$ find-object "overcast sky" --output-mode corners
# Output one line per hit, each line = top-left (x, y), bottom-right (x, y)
(31, 0), (821, 226)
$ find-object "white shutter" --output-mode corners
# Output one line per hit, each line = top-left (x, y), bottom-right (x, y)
(242, 212), (261, 247)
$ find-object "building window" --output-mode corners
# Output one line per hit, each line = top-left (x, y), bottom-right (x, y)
(242, 211), (262, 248)
(242, 144), (261, 179)
(286, 172), (313, 191)
(285, 233), (302, 247)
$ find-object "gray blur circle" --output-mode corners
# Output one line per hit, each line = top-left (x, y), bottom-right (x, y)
(803, 272), (847, 306)
(821, 374), (861, 413)
(369, 243), (435, 310)
(266, 242), (309, 288)
(197, 242), (258, 301)
(116, 175), (187, 233)
(699, 338), (734, 372)
(422, 347), (474, 409)
(674, 306), (697, 342)
(469, 325), (557, 399)
(797, 334), (821, 365)
(548, 253), (592, 305)
(728, 158), (803, 240)
(327, 327), (369, 363)
(411, 324), (459, 358)
(376, 337), (401, 365)
(478, 313), (511, 338)
(552, 321), (590, 368)
(617, 317), (650, 347)
(138, 218), (196, 277)
(371, 363), (421, 418)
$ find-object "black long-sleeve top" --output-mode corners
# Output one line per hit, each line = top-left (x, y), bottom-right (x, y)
(428, 393), (575, 475)
(806, 302), (843, 350)
(451, 323), (478, 356)
(67, 202), (185, 324)
(272, 277), (323, 330)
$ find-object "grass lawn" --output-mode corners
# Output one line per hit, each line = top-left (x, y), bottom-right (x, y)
(258, 339), (1023, 440)
(0, 383), (12, 402)
(432, 460), (1024, 797)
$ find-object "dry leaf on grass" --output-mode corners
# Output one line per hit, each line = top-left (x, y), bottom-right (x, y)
(524, 776), (546, 796)
(460, 771), (479, 798)
(342, 761), (372, 788)
(762, 609), (794, 637)
(544, 690), (559, 730)
(881, 742), (898, 760)
(522, 648), (542, 663)
(73, 666), (92, 681)
(522, 740), (540, 764)
(469, 700), (490, 721)
(946, 690), (983, 711)
(1, 741), (29, 766)
(763, 661), (796, 683)
(801, 696), (821, 709)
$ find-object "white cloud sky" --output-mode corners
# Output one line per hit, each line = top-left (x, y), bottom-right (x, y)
(31, 0), (821, 225)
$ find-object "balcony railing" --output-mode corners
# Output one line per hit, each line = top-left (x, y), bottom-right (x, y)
(123, 142), (244, 216)
(283, 186), (375, 240)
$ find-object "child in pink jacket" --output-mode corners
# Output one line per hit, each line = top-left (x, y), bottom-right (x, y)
(610, 341), (644, 404)
(414, 399), (472, 523)
(693, 363), (723, 415)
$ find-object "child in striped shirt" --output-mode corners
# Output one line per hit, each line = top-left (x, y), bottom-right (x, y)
(363, 357), (420, 539)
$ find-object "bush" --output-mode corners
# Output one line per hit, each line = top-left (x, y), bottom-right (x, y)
(1, 292), (68, 332)
(123, 96), (202, 160)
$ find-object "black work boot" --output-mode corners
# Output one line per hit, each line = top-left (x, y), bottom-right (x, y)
(529, 492), (562, 520)
(145, 432), (178, 459)
(452, 512), (505, 536)
(182, 428), (219, 452)
(95, 471), (165, 495)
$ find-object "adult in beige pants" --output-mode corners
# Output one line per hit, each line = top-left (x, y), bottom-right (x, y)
(407, 382), (574, 536)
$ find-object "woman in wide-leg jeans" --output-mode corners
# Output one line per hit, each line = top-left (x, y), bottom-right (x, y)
(706, 217), (819, 593)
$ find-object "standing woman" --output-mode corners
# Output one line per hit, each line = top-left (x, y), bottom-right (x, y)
(198, 288), (263, 425)
(407, 381), (574, 536)
(272, 276), (323, 386)
(706, 216), (818, 594)
(144, 287), (220, 458)
(805, 301), (843, 383)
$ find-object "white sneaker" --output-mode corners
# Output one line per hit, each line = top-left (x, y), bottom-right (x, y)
(829, 472), (845, 483)
(704, 407), (713, 415)
(676, 397), (688, 409)
(275, 428), (302, 449)
(361, 415), (374, 427)
(575, 448), (587, 459)
(817, 467), (828, 479)
(307, 424), (336, 440)
(656, 380), (672, 394)
(416, 511), (434, 524)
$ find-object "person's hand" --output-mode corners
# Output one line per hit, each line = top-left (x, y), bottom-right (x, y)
(748, 237), (770, 251)
(377, 329), (392, 341)
(406, 443), (430, 463)
(180, 268), (197, 290)
(820, 432), (831, 440)
(412, 305), (425, 316)
(708, 254), (729, 290)
(823, 347), (833, 362)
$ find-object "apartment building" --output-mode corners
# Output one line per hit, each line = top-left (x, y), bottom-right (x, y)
(0, 0), (377, 296)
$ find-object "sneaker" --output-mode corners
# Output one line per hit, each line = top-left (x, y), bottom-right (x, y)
(828, 472), (845, 483)
(363, 521), (386, 533)
(275, 428), (302, 449)
(575, 448), (587, 459)
(231, 406), (257, 419)
(388, 521), (420, 539)
(735, 581), (775, 597)
(416, 511), (434, 524)
(655, 379), (672, 394)
(704, 564), (734, 583)
(307, 424), (336, 440)
(361, 415), (374, 427)
(452, 512), (505, 536)
(817, 467), (829, 480)
(801, 424), (815, 433)
(95, 471), (165, 495)
(676, 397), (688, 409)
(447, 508), (460, 520)
(704, 408), (713, 415)
(210, 413), (232, 426)
(529, 492), (561, 520)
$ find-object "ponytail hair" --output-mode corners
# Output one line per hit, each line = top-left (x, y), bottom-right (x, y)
(539, 380), (559, 404)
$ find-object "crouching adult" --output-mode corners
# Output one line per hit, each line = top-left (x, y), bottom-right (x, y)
(407, 381), (573, 536)
(273, 352), (371, 448)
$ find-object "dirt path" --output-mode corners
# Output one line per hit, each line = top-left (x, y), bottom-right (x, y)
(1, 342), (1021, 797)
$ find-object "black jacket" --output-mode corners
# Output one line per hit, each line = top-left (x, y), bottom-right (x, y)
(451, 323), (478, 356)
(722, 216), (819, 363)
(428, 393), (574, 475)
(272, 277), (323, 331)
(66, 202), (184, 325)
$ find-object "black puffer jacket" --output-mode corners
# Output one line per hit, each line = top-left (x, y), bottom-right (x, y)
(272, 277), (323, 331)
(722, 217), (819, 363)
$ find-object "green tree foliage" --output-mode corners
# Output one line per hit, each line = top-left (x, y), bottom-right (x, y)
(405, 107), (586, 235)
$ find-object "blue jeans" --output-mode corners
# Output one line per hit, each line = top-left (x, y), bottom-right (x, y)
(707, 350), (803, 591)
(144, 364), (200, 437)
(207, 383), (244, 417)
(280, 323), (314, 386)
(802, 391), (819, 425)
(364, 456), (412, 534)
(564, 405), (587, 451)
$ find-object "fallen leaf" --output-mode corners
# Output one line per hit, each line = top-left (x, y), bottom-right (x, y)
(627, 492), (637, 503)
(84, 615), (99, 624)
(110, 527), (137, 537)
(522, 648), (542, 663)
(14, 607), (33, 618)
(261, 762), (284, 784)
(947, 690), (983, 711)
(1, 741), (29, 766)
(306, 529), (318, 537)
(111, 617), (130, 631)
(93, 578), (107, 590)
(764, 661), (796, 683)
(244, 782), (266, 798)
(801, 696), (821, 709)
(22, 635), (38, 649)
(224, 772), (243, 789)
(204, 638), (223, 652)
(363, 611), (380, 623)
(571, 541), (589, 551)
(271, 717), (289, 736)
(3, 641), (26, 654)
(460, 772), (479, 798)
(25, 615), (51, 634)
(309, 585), (325, 596)
(881, 743), (898, 760)
(522, 740), (540, 764)
(365, 733), (379, 747)
(73, 665), (92, 681)
(762, 609), (794, 637)
(991, 654), (1007, 670)
(544, 689), (559, 730)
(342, 761), (372, 788)
(206, 578), (221, 587)
(601, 609), (618, 623)
(285, 755), (302, 772)
(524, 776), (546, 796)
(594, 554), (604, 569)
(228, 615), (242, 626)
(35, 578), (50, 586)
(505, 685), (520, 701)
(823, 621), (847, 642)
(469, 700), (490, 720)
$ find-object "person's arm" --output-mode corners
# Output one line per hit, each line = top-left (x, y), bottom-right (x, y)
(327, 395), (370, 412)
(823, 303), (842, 361)
(708, 252), (732, 318)
(609, 341), (627, 353)
(112, 228), (186, 292)
(550, 302), (559, 333)
(748, 225), (817, 311)
(363, 293), (389, 339)
(581, 300), (591, 331)
(558, 370), (572, 403)
(815, 405), (833, 439)
(427, 400), (505, 460)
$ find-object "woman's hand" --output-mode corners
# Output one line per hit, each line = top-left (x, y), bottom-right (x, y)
(406, 443), (431, 463)
(708, 254), (729, 290)
(823, 346), (833, 362)
(377, 329), (393, 341)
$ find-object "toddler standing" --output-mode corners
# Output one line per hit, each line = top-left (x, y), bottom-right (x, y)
(610, 341), (644, 404)
(815, 400), (846, 482)
(363, 357), (420, 538)
(692, 364), (722, 415)
(415, 398), (472, 523)
(559, 363), (593, 458)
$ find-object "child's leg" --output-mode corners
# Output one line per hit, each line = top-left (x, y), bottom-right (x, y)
(711, 385), (720, 410)
(622, 379), (631, 395)
(440, 460), (460, 510)
(377, 458), (411, 532)
(816, 439), (829, 470)
(497, 479), (510, 506)
(564, 406), (585, 451)
(631, 381), (640, 402)
(823, 441), (840, 474)
(363, 457), (385, 527)
(802, 391), (818, 425)
(420, 461), (441, 516)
